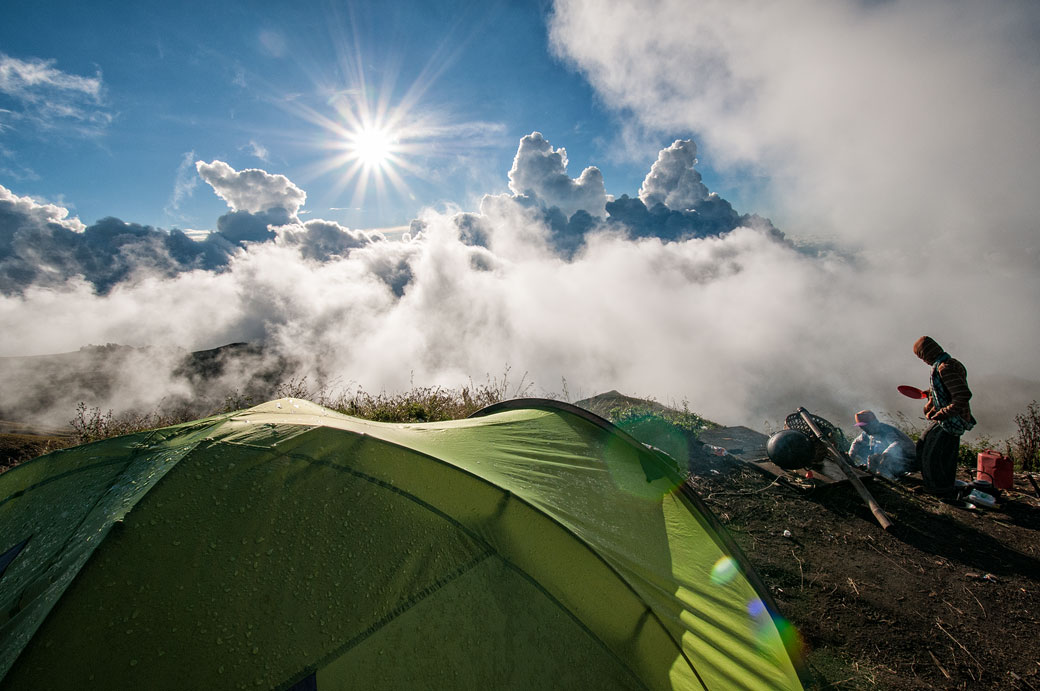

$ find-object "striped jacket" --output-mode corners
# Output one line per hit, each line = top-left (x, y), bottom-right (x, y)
(928, 355), (974, 434)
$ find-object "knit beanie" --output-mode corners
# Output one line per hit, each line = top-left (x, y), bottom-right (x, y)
(913, 336), (944, 363)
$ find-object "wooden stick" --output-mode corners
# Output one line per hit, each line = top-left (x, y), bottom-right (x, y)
(936, 619), (983, 676)
(1027, 473), (1040, 499)
(927, 649), (951, 679)
(964, 586), (986, 617)
(798, 408), (894, 530)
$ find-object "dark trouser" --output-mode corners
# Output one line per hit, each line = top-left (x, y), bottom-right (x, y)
(917, 424), (960, 495)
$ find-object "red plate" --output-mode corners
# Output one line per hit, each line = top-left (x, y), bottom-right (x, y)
(897, 385), (928, 399)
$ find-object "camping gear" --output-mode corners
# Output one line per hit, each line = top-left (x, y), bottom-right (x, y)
(964, 488), (998, 509)
(790, 408), (893, 531)
(977, 449), (1014, 490)
(897, 385), (928, 400)
(967, 477), (1000, 499)
(766, 430), (814, 470)
(0, 398), (804, 691)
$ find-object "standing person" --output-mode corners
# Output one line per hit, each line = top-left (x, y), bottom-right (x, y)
(913, 336), (975, 496)
(847, 410), (917, 479)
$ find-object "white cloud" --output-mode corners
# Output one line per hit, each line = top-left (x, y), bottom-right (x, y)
(0, 183), (85, 233)
(196, 160), (306, 215)
(508, 132), (607, 217)
(0, 52), (110, 134)
(165, 150), (200, 216)
(245, 140), (269, 161)
(639, 139), (709, 211)
(549, 0), (1040, 249)
(548, 0), (1040, 433)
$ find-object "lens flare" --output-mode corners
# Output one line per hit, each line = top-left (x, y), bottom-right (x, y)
(710, 556), (738, 585)
(746, 598), (806, 665)
(746, 597), (767, 618)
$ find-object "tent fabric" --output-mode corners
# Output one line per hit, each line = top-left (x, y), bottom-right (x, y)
(0, 398), (802, 690)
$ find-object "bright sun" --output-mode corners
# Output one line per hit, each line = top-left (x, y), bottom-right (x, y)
(349, 126), (395, 169)
(295, 88), (422, 209)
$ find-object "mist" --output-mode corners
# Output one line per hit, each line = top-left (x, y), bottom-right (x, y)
(546, 0), (1040, 438)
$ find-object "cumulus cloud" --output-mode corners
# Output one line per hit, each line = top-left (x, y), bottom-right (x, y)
(508, 132), (607, 218)
(1, 158), (388, 296)
(639, 140), (709, 211)
(0, 184), (85, 233)
(196, 160), (306, 215)
(277, 218), (376, 253)
(0, 52), (110, 135)
(0, 185), (234, 294)
(480, 132), (762, 257)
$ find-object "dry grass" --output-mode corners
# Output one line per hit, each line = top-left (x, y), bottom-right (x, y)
(64, 368), (535, 446)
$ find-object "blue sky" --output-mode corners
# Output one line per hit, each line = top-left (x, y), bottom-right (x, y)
(1, 0), (717, 232)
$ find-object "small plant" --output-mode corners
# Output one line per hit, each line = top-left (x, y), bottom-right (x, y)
(956, 434), (995, 469)
(890, 412), (922, 443)
(276, 376), (312, 400)
(1011, 399), (1040, 472)
(70, 403), (116, 444)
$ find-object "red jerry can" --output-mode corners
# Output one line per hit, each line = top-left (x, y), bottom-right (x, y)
(977, 449), (1013, 490)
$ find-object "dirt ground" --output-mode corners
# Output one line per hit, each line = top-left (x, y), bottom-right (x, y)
(684, 446), (1040, 690)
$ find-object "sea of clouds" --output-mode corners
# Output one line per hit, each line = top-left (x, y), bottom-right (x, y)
(2, 0), (1039, 440)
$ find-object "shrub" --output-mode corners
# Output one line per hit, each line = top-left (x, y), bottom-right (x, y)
(956, 434), (996, 469)
(1011, 400), (1040, 472)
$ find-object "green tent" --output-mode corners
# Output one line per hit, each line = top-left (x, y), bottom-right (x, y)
(0, 398), (803, 690)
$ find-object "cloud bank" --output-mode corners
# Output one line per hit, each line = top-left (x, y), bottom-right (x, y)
(1, 115), (1035, 440)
